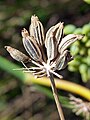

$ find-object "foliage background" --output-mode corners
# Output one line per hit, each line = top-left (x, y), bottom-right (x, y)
(0, 0), (90, 120)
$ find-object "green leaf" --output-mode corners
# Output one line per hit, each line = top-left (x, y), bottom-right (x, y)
(34, 85), (72, 108)
(0, 56), (25, 81)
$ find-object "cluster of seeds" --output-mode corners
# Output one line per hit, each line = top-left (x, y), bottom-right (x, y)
(5, 15), (83, 78)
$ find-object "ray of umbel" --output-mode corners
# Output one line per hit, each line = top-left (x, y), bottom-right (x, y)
(5, 15), (83, 120)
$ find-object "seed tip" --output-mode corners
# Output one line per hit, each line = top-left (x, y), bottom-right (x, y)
(75, 34), (84, 40)
(4, 46), (8, 49)
(4, 46), (11, 51)
(31, 15), (39, 22)
(21, 28), (29, 38)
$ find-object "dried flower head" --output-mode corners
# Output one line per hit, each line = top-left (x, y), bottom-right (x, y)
(69, 94), (90, 120)
(5, 15), (83, 78)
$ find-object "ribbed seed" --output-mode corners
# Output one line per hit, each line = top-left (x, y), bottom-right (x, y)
(61, 51), (73, 69)
(55, 50), (73, 70)
(55, 22), (64, 45)
(45, 22), (63, 61)
(5, 46), (30, 63)
(22, 28), (42, 61)
(29, 15), (44, 46)
(45, 22), (63, 45)
(45, 26), (54, 41)
(22, 29), (42, 61)
(58, 34), (83, 53)
(45, 23), (61, 43)
(45, 23), (63, 61)
(23, 36), (42, 61)
(45, 32), (57, 61)
(55, 50), (68, 70)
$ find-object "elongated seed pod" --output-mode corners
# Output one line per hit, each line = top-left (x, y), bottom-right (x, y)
(45, 22), (64, 62)
(45, 22), (63, 45)
(61, 51), (73, 69)
(45, 26), (55, 41)
(22, 28), (42, 62)
(55, 50), (73, 70)
(55, 22), (64, 45)
(45, 32), (57, 61)
(5, 46), (30, 63)
(58, 34), (83, 53)
(55, 50), (68, 70)
(29, 15), (44, 46)
(45, 23), (63, 61)
(46, 23), (60, 42)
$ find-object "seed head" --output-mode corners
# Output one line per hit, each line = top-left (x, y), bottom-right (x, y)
(5, 15), (84, 78)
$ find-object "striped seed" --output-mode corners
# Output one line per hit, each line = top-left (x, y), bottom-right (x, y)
(29, 15), (44, 46)
(5, 46), (30, 63)
(45, 32), (57, 61)
(22, 28), (42, 62)
(55, 22), (64, 45)
(55, 50), (68, 70)
(58, 34), (83, 53)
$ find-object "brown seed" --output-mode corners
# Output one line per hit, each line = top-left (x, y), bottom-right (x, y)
(22, 28), (42, 62)
(5, 46), (30, 63)
(29, 15), (45, 46)
(55, 22), (64, 45)
(45, 32), (57, 61)
(45, 22), (63, 45)
(61, 51), (73, 69)
(55, 50), (68, 70)
(58, 34), (84, 53)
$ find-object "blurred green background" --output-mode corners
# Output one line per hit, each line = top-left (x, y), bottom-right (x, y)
(0, 0), (90, 120)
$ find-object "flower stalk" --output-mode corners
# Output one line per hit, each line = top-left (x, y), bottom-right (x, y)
(49, 73), (65, 120)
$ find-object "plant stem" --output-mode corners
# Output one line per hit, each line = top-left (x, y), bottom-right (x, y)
(49, 73), (65, 120)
